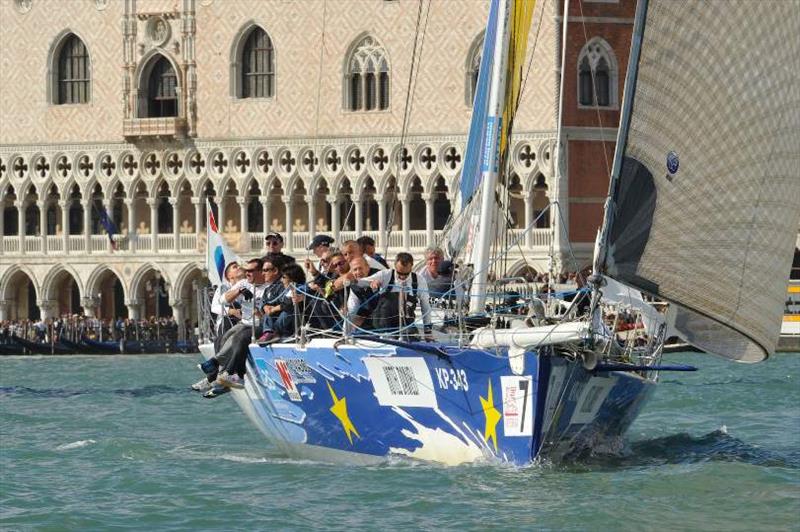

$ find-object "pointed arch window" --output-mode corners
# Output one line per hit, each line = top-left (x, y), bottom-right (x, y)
(465, 33), (484, 106)
(147, 56), (178, 118)
(57, 34), (90, 104)
(345, 36), (389, 112)
(577, 38), (617, 108)
(241, 27), (274, 98)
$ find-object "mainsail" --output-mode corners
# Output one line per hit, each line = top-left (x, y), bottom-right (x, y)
(598, 0), (800, 362)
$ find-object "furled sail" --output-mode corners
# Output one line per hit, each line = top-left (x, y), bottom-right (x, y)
(449, 0), (535, 275)
(598, 0), (800, 362)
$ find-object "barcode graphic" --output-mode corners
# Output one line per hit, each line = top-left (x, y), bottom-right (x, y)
(383, 366), (419, 396)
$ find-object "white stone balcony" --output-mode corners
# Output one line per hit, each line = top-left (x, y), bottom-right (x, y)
(0, 229), (552, 257)
(123, 117), (187, 139)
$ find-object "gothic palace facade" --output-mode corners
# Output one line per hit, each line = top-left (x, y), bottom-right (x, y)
(0, 0), (635, 325)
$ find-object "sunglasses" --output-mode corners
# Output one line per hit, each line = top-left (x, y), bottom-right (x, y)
(243, 268), (257, 273)
(396, 271), (410, 279)
(262, 266), (276, 272)
(266, 240), (282, 246)
(331, 261), (346, 268)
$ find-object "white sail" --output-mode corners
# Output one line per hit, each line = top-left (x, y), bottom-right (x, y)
(599, 0), (800, 362)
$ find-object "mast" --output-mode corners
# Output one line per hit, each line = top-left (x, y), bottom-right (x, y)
(469, 0), (513, 314)
(552, 0), (570, 285)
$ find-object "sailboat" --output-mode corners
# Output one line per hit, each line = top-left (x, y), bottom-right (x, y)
(197, 0), (800, 466)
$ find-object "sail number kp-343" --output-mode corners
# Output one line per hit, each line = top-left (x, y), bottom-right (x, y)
(435, 367), (469, 391)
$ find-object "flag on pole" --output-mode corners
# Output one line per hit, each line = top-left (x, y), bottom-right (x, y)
(97, 204), (119, 250)
(206, 198), (239, 286)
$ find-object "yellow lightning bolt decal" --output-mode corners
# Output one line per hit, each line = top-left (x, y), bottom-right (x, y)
(479, 379), (502, 452)
(327, 381), (360, 445)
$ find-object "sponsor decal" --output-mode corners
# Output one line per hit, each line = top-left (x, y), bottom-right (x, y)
(570, 377), (615, 425)
(501, 376), (533, 437)
(275, 359), (302, 402)
(435, 367), (469, 392)
(666, 150), (679, 180)
(364, 357), (437, 408)
(283, 358), (317, 384)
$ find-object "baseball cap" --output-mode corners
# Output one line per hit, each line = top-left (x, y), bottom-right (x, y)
(264, 232), (284, 243)
(307, 234), (335, 250)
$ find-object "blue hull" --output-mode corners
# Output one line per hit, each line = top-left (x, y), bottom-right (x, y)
(202, 339), (655, 465)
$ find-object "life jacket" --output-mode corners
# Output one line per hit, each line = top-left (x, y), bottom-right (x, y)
(372, 271), (419, 333)
(349, 284), (378, 330)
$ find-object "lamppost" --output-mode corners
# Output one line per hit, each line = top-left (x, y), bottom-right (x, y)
(97, 292), (103, 341)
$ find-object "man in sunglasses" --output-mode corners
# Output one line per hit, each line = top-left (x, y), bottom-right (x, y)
(264, 232), (296, 265)
(199, 257), (267, 396)
(357, 252), (433, 342)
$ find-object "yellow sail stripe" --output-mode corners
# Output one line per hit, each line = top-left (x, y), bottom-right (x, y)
(500, 0), (536, 159)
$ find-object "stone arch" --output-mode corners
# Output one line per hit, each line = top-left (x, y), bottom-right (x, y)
(0, 265), (40, 320)
(41, 264), (83, 316)
(134, 50), (182, 118)
(172, 262), (206, 306)
(85, 264), (128, 319)
(130, 263), (173, 319)
(507, 259), (539, 281)
(46, 29), (93, 105)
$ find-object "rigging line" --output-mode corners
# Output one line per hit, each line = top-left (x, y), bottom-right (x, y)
(576, 0), (612, 177)
(384, 0), (431, 258)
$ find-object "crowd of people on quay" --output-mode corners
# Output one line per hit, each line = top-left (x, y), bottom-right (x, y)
(0, 315), (192, 346)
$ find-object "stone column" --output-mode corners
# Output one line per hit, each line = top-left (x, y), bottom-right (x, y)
(399, 194), (410, 249)
(38, 299), (58, 320)
(524, 189), (534, 248)
(422, 193), (434, 248)
(327, 195), (340, 243)
(305, 194), (316, 240)
(0, 300), (9, 321)
(82, 199), (91, 255)
(81, 296), (98, 318)
(215, 196), (225, 233)
(172, 300), (185, 341)
(260, 194), (270, 234)
(0, 205), (4, 255)
(148, 198), (158, 253)
(283, 195), (293, 251)
(376, 194), (386, 249)
(353, 195), (363, 236)
(170, 197), (180, 252)
(125, 299), (141, 320)
(15, 200), (25, 255)
(237, 196), (249, 252)
(38, 200), (48, 255)
(192, 198), (203, 234)
(59, 199), (69, 254)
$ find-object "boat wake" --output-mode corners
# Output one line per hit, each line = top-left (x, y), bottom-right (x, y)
(0, 385), (184, 399)
(561, 428), (800, 470)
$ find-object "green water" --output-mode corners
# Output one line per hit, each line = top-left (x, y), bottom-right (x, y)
(1, 353), (798, 531)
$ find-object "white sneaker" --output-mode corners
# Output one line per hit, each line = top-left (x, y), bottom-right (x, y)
(190, 377), (212, 392)
(218, 372), (245, 389)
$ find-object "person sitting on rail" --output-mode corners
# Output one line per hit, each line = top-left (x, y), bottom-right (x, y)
(198, 258), (266, 397)
(360, 252), (433, 342)
(341, 240), (386, 273)
(260, 263), (311, 342)
(342, 256), (379, 334)
(191, 261), (244, 392)
(305, 234), (335, 277)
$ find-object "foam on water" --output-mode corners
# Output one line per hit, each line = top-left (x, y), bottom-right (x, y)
(56, 439), (97, 451)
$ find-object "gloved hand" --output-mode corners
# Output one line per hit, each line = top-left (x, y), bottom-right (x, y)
(240, 287), (254, 301)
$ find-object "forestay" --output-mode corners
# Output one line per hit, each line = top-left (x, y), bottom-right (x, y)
(598, 0), (800, 362)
